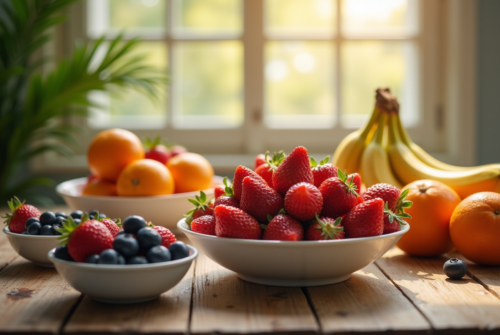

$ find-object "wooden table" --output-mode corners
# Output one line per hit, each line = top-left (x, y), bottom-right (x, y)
(1, 207), (500, 335)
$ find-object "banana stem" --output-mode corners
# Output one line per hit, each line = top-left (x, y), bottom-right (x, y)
(374, 112), (388, 145)
(360, 107), (381, 139)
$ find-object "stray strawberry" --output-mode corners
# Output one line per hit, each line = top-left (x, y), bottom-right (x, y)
(310, 156), (338, 188)
(97, 216), (122, 237)
(306, 215), (344, 240)
(233, 165), (268, 200)
(262, 210), (303, 241)
(191, 215), (216, 235)
(240, 176), (284, 224)
(185, 191), (214, 225)
(57, 214), (114, 262)
(284, 182), (323, 221)
(347, 173), (362, 194)
(272, 146), (314, 196)
(383, 202), (411, 234)
(362, 183), (411, 212)
(214, 177), (240, 208)
(343, 198), (384, 238)
(254, 154), (266, 170)
(214, 205), (262, 239)
(144, 136), (171, 164)
(319, 169), (359, 218)
(152, 225), (177, 248)
(2, 197), (41, 233)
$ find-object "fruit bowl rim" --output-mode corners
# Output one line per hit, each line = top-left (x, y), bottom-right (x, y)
(177, 218), (410, 245)
(56, 176), (224, 201)
(3, 227), (60, 239)
(47, 244), (198, 270)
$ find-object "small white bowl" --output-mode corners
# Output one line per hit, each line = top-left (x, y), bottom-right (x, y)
(3, 227), (59, 267)
(48, 245), (198, 304)
(178, 219), (409, 287)
(56, 176), (223, 229)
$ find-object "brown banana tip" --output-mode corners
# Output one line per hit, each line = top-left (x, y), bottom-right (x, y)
(375, 87), (400, 114)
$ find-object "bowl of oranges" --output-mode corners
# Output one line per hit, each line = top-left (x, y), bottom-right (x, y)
(56, 129), (222, 229)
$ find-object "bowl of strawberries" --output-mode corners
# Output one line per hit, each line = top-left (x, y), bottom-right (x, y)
(178, 146), (411, 287)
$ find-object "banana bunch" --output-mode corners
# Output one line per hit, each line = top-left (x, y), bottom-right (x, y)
(333, 88), (500, 199)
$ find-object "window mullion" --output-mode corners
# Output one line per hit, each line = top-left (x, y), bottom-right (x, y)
(336, 0), (342, 129)
(165, 0), (173, 131)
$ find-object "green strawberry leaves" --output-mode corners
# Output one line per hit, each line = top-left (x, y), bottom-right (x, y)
(310, 155), (330, 168)
(395, 188), (413, 213)
(56, 213), (89, 246)
(185, 190), (213, 225)
(384, 202), (411, 227)
(2, 196), (25, 226)
(337, 169), (359, 197)
(265, 151), (286, 172)
(313, 214), (344, 240)
(222, 177), (235, 197)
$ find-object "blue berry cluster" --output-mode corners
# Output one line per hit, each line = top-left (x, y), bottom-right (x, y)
(23, 211), (67, 235)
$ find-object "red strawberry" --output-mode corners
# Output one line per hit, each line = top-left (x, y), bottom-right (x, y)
(214, 196), (240, 208)
(357, 196), (364, 204)
(153, 225), (177, 248)
(363, 183), (402, 211)
(343, 198), (384, 238)
(214, 185), (225, 199)
(272, 147), (313, 196)
(191, 215), (216, 235)
(306, 216), (344, 240)
(263, 213), (303, 241)
(185, 191), (214, 224)
(144, 136), (171, 164)
(284, 182), (323, 221)
(58, 215), (114, 262)
(383, 202), (411, 234)
(319, 169), (359, 219)
(2, 197), (41, 233)
(233, 165), (268, 200)
(255, 164), (273, 188)
(347, 173), (361, 193)
(98, 217), (121, 237)
(310, 156), (338, 188)
(240, 176), (284, 224)
(254, 154), (266, 170)
(214, 205), (262, 239)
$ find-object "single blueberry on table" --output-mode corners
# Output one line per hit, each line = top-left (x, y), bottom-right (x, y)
(54, 245), (73, 261)
(113, 234), (139, 258)
(85, 254), (100, 264)
(147, 245), (171, 263)
(136, 227), (162, 251)
(98, 249), (120, 264)
(70, 210), (83, 219)
(169, 241), (190, 260)
(25, 217), (40, 230)
(123, 215), (146, 235)
(27, 221), (42, 235)
(127, 256), (148, 265)
(40, 211), (57, 226)
(55, 212), (68, 218)
(444, 258), (467, 280)
(40, 225), (54, 236)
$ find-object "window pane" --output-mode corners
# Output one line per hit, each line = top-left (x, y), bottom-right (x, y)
(173, 42), (243, 128)
(341, 41), (418, 127)
(265, 41), (335, 128)
(342, 0), (417, 36)
(265, 0), (336, 37)
(89, 42), (168, 129)
(172, 0), (242, 37)
(87, 0), (166, 38)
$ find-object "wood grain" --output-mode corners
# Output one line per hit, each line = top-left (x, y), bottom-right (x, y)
(376, 247), (500, 334)
(306, 263), (430, 335)
(190, 251), (318, 335)
(0, 230), (18, 271)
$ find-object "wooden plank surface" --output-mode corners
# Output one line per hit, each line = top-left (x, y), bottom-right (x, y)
(190, 251), (319, 335)
(0, 230), (18, 271)
(376, 247), (500, 334)
(306, 263), (430, 335)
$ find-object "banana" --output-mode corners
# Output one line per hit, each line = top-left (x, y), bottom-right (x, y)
(332, 108), (380, 174)
(360, 112), (403, 188)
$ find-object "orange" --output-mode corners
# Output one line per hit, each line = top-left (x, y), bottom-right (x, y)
(117, 159), (174, 196)
(81, 179), (117, 196)
(396, 180), (461, 256)
(450, 192), (500, 265)
(88, 129), (144, 182)
(166, 153), (214, 193)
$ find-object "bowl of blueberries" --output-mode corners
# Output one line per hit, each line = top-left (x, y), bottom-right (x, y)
(48, 214), (197, 304)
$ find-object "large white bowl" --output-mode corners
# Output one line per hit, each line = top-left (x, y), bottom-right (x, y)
(178, 219), (409, 287)
(3, 227), (59, 267)
(48, 245), (198, 304)
(56, 176), (223, 228)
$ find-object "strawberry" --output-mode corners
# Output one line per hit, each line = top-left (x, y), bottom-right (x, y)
(383, 202), (411, 234)
(58, 214), (114, 262)
(262, 212), (303, 241)
(144, 136), (171, 164)
(153, 225), (177, 248)
(170, 145), (187, 157)
(362, 183), (405, 211)
(97, 216), (122, 237)
(255, 164), (273, 188)
(233, 165), (268, 200)
(272, 146), (313, 196)
(191, 215), (216, 235)
(254, 154), (266, 170)
(185, 191), (214, 225)
(284, 182), (323, 221)
(310, 156), (338, 188)
(319, 169), (359, 219)
(214, 185), (225, 199)
(357, 195), (364, 204)
(214, 205), (262, 239)
(240, 176), (284, 224)
(214, 177), (239, 208)
(347, 173), (361, 193)
(2, 197), (41, 233)
(343, 198), (384, 238)
(306, 215), (344, 240)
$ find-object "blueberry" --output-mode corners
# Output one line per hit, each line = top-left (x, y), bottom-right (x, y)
(117, 230), (126, 236)
(136, 227), (161, 251)
(27, 221), (42, 235)
(55, 212), (68, 219)
(169, 241), (189, 260)
(98, 213), (107, 219)
(444, 258), (467, 279)
(147, 245), (171, 263)
(40, 225), (54, 235)
(113, 234), (139, 258)
(53, 216), (64, 225)
(54, 245), (73, 261)
(89, 209), (99, 219)
(25, 217), (40, 230)
(70, 210), (83, 219)
(40, 212), (58, 225)
(21, 231), (28, 235)
(98, 249), (119, 264)
(85, 254), (100, 264)
(74, 219), (81, 226)
(123, 215), (146, 235)
(127, 256), (148, 265)
(53, 224), (63, 235)
(117, 254), (126, 265)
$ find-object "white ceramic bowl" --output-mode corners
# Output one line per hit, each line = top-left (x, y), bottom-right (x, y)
(178, 219), (409, 287)
(3, 227), (59, 267)
(48, 245), (198, 304)
(56, 176), (223, 229)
